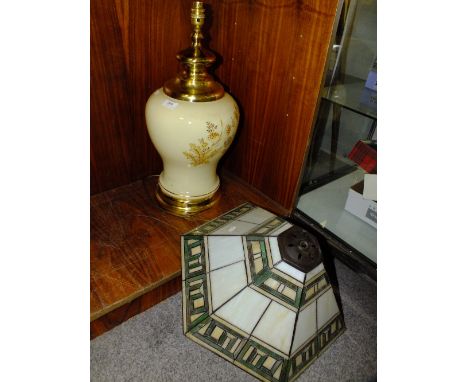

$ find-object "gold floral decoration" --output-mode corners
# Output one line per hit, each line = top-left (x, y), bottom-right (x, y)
(206, 122), (221, 141)
(183, 106), (239, 166)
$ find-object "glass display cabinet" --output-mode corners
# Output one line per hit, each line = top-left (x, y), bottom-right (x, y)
(294, 0), (377, 278)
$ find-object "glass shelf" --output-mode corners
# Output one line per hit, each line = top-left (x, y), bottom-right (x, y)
(297, 168), (376, 263)
(322, 75), (376, 120)
(295, 0), (376, 271)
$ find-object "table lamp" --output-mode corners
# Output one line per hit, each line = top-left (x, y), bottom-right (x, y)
(146, 1), (239, 216)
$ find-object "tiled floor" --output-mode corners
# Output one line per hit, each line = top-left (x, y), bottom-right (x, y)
(91, 259), (376, 382)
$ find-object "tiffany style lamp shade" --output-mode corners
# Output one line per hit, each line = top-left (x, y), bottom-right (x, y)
(181, 203), (345, 382)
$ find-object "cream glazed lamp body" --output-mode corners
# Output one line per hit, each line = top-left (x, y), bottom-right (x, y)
(145, 1), (239, 216)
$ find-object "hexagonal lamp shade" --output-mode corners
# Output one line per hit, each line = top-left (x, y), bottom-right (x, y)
(181, 203), (345, 382)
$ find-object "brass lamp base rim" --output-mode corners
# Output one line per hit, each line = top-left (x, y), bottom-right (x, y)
(155, 184), (220, 216)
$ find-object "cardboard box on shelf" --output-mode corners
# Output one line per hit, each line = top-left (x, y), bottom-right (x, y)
(344, 180), (377, 228)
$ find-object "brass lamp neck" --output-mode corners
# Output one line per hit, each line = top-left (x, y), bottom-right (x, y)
(163, 1), (224, 102)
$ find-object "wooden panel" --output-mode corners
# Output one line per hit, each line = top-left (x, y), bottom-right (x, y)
(91, 0), (132, 193)
(90, 172), (287, 337)
(210, 0), (339, 210)
(91, 276), (181, 339)
(90, 0), (191, 193)
(91, 0), (339, 211)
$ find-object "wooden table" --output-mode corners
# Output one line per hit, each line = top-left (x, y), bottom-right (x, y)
(91, 172), (287, 338)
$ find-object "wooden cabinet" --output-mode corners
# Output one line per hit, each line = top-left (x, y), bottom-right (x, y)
(90, 0), (343, 336)
(91, 0), (341, 212)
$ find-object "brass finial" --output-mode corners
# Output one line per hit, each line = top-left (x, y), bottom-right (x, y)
(163, 1), (224, 102)
(191, 1), (205, 50)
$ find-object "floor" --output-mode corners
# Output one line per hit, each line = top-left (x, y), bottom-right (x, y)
(90, 259), (376, 382)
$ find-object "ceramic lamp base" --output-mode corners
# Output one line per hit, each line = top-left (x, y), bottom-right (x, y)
(156, 183), (220, 216)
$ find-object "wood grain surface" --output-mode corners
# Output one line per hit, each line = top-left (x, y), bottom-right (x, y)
(91, 276), (181, 339)
(91, 0), (339, 212)
(90, 172), (287, 337)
